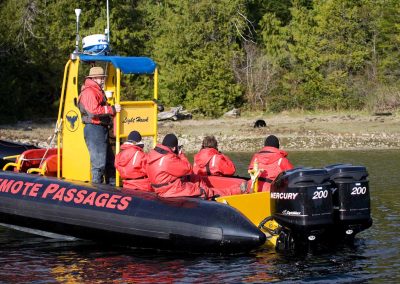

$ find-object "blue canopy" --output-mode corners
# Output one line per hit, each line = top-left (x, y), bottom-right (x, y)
(79, 54), (156, 74)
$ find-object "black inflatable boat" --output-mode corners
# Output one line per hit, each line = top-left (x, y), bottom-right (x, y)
(0, 138), (374, 253)
(0, 170), (266, 253)
(0, 140), (37, 169)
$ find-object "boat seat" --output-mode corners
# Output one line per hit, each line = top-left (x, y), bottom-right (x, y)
(201, 175), (247, 189)
(2, 148), (59, 174)
(27, 153), (61, 176)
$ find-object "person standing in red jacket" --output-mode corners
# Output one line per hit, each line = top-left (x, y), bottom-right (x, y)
(115, 131), (151, 192)
(248, 135), (294, 192)
(193, 136), (236, 176)
(78, 66), (121, 185)
(147, 134), (246, 199)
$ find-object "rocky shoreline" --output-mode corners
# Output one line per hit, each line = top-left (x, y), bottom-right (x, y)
(157, 113), (400, 152)
(1, 113), (399, 152)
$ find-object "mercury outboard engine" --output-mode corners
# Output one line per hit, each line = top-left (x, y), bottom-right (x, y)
(270, 168), (333, 251)
(325, 164), (372, 240)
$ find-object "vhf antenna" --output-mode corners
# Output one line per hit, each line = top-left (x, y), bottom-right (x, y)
(74, 8), (81, 54)
(106, 0), (110, 43)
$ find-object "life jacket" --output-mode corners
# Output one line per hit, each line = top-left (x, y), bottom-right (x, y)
(193, 148), (235, 176)
(248, 146), (294, 192)
(147, 144), (200, 197)
(147, 145), (240, 198)
(115, 143), (151, 192)
(78, 79), (114, 126)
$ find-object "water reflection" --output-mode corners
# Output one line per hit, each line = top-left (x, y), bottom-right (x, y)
(0, 150), (399, 283)
(0, 232), (386, 283)
(51, 253), (186, 283)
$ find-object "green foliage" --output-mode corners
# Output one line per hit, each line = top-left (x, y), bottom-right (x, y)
(136, 0), (246, 117)
(368, 0), (400, 82)
(0, 0), (57, 122)
(259, 0), (400, 112)
(1, 0), (400, 123)
(365, 84), (400, 112)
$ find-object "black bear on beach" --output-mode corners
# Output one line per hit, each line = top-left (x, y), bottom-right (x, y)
(254, 119), (267, 128)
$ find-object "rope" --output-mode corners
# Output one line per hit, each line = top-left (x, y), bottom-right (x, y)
(39, 119), (62, 167)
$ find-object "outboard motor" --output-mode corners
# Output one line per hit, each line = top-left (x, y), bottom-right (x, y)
(325, 164), (372, 240)
(270, 168), (333, 250)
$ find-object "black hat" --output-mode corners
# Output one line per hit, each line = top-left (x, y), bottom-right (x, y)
(162, 133), (178, 148)
(127, 131), (142, 143)
(264, 135), (280, 148)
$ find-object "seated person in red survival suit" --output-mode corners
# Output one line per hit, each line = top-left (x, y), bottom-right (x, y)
(193, 135), (236, 176)
(114, 131), (152, 192)
(248, 135), (294, 192)
(147, 133), (248, 199)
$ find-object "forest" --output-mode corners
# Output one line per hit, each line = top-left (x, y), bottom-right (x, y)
(0, 0), (399, 122)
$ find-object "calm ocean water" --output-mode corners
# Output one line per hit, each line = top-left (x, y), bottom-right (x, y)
(0, 150), (399, 283)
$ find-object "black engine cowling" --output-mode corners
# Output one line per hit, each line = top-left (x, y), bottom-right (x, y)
(325, 164), (373, 238)
(270, 168), (334, 246)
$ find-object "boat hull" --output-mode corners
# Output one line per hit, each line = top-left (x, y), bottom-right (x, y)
(0, 171), (266, 253)
(0, 140), (37, 169)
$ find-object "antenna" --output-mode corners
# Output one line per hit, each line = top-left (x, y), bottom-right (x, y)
(74, 8), (82, 53)
(106, 0), (110, 43)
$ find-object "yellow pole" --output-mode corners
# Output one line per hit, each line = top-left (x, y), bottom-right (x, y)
(57, 59), (72, 178)
(154, 68), (158, 100)
(153, 68), (158, 147)
(115, 68), (121, 187)
(253, 159), (259, 193)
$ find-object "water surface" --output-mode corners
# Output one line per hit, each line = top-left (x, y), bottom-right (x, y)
(0, 150), (398, 283)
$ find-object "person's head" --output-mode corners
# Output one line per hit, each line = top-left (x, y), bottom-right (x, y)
(127, 130), (144, 147)
(87, 66), (106, 87)
(264, 135), (280, 149)
(202, 135), (218, 150)
(162, 133), (179, 153)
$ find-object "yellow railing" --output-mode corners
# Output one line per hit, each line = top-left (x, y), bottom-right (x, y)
(114, 68), (159, 187)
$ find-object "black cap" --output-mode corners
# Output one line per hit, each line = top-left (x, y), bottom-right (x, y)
(264, 135), (280, 148)
(162, 133), (178, 148)
(127, 131), (142, 143)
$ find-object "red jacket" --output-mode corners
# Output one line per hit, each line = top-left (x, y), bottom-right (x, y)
(147, 144), (213, 198)
(115, 143), (151, 191)
(193, 148), (236, 176)
(248, 146), (294, 192)
(78, 79), (115, 125)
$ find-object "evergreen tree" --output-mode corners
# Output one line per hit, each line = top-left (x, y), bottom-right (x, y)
(260, 0), (389, 111)
(137, 0), (247, 117)
(1, 0), (400, 121)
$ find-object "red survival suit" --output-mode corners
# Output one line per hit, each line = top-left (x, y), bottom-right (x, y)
(193, 148), (236, 176)
(248, 146), (294, 192)
(147, 144), (242, 198)
(78, 79), (115, 125)
(115, 143), (152, 192)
